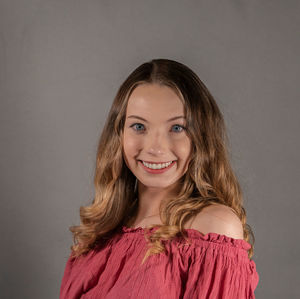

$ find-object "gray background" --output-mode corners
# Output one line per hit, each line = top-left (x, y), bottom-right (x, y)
(0, 0), (299, 298)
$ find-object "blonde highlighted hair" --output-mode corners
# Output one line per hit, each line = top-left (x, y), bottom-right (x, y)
(69, 58), (255, 264)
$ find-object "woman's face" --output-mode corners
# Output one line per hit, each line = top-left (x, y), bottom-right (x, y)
(123, 83), (191, 190)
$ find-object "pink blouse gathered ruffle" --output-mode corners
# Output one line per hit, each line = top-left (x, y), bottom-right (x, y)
(60, 225), (259, 299)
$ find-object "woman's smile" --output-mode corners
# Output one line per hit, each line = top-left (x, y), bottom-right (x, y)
(139, 160), (177, 174)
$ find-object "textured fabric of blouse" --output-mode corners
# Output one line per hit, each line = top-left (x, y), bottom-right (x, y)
(60, 226), (259, 299)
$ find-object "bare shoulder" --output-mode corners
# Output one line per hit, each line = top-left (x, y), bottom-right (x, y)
(186, 204), (244, 239)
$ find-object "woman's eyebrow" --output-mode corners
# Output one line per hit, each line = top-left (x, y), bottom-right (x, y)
(127, 115), (186, 123)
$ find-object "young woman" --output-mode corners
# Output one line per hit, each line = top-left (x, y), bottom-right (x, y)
(60, 59), (259, 298)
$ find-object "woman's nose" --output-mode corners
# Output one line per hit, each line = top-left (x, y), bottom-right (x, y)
(145, 131), (168, 155)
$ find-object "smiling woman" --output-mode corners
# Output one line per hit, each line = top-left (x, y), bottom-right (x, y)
(59, 59), (259, 299)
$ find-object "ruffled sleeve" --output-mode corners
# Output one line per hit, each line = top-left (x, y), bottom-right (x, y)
(182, 230), (259, 299)
(60, 250), (101, 299)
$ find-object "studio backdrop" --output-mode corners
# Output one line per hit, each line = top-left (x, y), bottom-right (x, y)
(0, 1), (299, 298)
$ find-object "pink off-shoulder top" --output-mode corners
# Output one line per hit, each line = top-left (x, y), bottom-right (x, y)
(60, 225), (259, 299)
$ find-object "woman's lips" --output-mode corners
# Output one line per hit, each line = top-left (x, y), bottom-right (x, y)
(139, 160), (176, 174)
(138, 160), (175, 164)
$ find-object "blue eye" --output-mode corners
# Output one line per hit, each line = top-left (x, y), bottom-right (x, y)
(130, 123), (145, 132)
(129, 123), (145, 132)
(172, 124), (186, 132)
(130, 123), (186, 133)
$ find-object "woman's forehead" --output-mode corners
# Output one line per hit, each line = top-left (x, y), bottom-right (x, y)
(126, 84), (184, 115)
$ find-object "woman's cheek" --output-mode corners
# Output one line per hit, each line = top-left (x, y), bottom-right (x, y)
(175, 138), (191, 157)
(126, 135), (142, 156)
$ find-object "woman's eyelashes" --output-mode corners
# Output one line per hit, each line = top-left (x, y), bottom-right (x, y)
(129, 123), (186, 134)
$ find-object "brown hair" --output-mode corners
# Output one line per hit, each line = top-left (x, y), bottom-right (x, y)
(69, 58), (255, 264)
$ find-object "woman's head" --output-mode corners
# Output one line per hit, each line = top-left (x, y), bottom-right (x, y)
(110, 58), (228, 198)
(123, 83), (191, 193)
(70, 59), (255, 261)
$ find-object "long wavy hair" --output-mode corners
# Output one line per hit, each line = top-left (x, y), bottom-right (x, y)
(69, 58), (255, 264)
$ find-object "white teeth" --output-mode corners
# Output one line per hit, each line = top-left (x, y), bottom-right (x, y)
(142, 161), (173, 169)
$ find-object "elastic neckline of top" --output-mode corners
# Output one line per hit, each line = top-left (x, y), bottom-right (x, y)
(121, 225), (252, 251)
